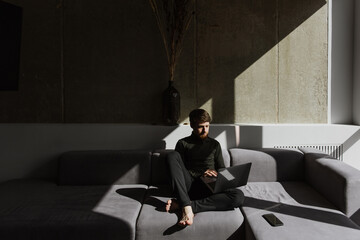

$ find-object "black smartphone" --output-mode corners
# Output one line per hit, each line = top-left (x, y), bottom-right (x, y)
(262, 213), (284, 227)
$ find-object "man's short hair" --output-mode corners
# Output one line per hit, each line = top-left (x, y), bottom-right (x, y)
(189, 109), (212, 125)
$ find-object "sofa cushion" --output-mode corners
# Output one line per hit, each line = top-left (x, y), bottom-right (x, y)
(229, 148), (304, 182)
(136, 185), (244, 240)
(0, 179), (148, 240)
(58, 150), (152, 185)
(239, 182), (360, 240)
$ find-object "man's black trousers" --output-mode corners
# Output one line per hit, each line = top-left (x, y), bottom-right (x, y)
(166, 151), (245, 213)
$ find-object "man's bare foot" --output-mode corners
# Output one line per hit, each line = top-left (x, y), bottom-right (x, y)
(166, 199), (179, 213)
(178, 206), (194, 226)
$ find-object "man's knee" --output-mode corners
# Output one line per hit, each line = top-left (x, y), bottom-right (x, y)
(166, 151), (182, 165)
(228, 189), (245, 208)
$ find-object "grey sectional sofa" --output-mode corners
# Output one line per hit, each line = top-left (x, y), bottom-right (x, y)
(0, 148), (359, 240)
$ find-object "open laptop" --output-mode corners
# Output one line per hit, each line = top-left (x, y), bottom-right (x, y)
(200, 163), (252, 193)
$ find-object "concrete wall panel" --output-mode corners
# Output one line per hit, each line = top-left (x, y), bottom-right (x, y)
(234, 47), (278, 123)
(279, 1), (328, 123)
(196, 0), (278, 123)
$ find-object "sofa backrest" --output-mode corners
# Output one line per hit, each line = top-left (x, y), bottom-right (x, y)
(57, 150), (152, 185)
(229, 148), (305, 182)
(57, 148), (304, 185)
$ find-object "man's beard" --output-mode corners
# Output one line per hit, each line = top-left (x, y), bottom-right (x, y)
(199, 132), (208, 140)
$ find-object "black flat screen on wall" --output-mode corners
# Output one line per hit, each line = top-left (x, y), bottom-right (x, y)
(0, 1), (22, 91)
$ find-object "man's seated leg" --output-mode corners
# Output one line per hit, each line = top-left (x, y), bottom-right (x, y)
(188, 177), (212, 200)
(166, 151), (193, 207)
(179, 206), (195, 226)
(166, 151), (195, 225)
(191, 188), (245, 214)
(165, 198), (179, 213)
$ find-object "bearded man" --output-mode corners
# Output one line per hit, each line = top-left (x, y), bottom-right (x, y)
(165, 109), (244, 226)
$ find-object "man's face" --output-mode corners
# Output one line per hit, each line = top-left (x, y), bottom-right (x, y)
(192, 122), (210, 140)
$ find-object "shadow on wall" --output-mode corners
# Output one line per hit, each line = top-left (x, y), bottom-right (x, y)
(331, 128), (360, 163)
(237, 126), (263, 148)
(0, 124), (178, 183)
(194, 0), (327, 123)
(21, 124), (251, 181)
(342, 128), (360, 155)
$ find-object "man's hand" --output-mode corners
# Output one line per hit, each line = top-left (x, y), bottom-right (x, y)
(204, 169), (218, 177)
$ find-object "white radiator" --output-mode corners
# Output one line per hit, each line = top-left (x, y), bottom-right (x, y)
(273, 144), (344, 161)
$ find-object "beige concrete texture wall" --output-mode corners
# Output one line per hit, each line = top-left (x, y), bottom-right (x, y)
(193, 0), (328, 123)
(0, 0), (328, 124)
(278, 0), (328, 123)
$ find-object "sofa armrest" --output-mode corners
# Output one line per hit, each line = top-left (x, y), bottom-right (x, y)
(301, 148), (360, 218)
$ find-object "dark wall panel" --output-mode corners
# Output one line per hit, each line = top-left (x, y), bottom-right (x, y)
(0, 1), (22, 91)
(0, 0), (62, 122)
(63, 0), (168, 123)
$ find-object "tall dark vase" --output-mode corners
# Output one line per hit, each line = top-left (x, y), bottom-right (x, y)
(163, 81), (180, 125)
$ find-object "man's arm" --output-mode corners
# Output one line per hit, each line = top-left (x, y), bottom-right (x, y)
(214, 142), (225, 170)
(204, 169), (218, 177)
(203, 142), (225, 177)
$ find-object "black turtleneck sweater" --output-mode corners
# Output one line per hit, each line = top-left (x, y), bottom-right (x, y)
(175, 133), (225, 178)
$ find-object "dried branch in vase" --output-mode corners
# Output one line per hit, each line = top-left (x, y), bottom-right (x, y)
(149, 0), (195, 82)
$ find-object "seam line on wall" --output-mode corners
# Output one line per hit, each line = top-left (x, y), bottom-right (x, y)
(194, 0), (198, 106)
(60, 0), (65, 123)
(276, 0), (280, 123)
(328, 0), (332, 124)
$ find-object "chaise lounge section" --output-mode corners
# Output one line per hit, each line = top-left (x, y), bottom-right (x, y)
(232, 148), (360, 240)
(0, 148), (359, 240)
